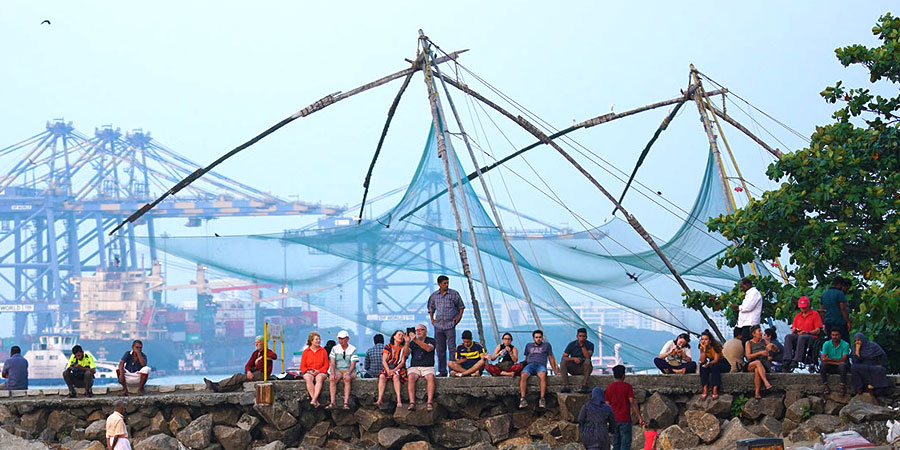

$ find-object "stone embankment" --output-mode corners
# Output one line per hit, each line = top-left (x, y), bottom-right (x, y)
(0, 373), (897, 450)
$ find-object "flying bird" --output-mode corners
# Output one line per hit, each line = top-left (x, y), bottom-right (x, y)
(214, 233), (220, 237)
(626, 271), (639, 282)
(41, 20), (51, 25)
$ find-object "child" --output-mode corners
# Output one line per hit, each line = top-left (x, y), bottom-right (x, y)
(643, 419), (659, 450)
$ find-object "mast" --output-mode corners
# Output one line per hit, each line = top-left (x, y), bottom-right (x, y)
(419, 31), (489, 344)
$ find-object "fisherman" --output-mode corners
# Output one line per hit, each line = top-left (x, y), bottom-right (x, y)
(63, 345), (96, 398)
(204, 336), (277, 392)
(117, 340), (150, 396)
(106, 399), (131, 450)
(0, 345), (28, 390)
(427, 275), (465, 377)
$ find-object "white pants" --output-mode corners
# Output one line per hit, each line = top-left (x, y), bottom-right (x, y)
(123, 366), (151, 385)
(108, 436), (132, 450)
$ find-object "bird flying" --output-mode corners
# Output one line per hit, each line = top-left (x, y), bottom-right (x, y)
(41, 20), (51, 25)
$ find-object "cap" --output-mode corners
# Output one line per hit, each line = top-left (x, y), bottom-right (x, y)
(255, 335), (264, 342)
(337, 330), (350, 339)
(797, 296), (810, 308)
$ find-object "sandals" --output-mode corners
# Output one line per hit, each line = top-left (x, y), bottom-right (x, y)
(699, 393), (708, 400)
(374, 400), (383, 407)
(426, 402), (434, 412)
(408, 403), (416, 411)
(342, 403), (350, 410)
(711, 393), (719, 400)
(325, 403), (335, 410)
(823, 385), (831, 395)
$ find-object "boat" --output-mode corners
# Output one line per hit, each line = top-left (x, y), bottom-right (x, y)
(22, 335), (121, 386)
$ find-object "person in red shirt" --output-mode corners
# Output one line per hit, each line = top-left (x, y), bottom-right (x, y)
(605, 364), (645, 450)
(204, 336), (277, 392)
(783, 296), (823, 372)
(301, 331), (330, 407)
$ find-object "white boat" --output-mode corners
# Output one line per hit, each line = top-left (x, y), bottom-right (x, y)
(22, 335), (120, 385)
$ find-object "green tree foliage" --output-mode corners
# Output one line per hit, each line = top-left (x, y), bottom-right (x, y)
(683, 13), (900, 371)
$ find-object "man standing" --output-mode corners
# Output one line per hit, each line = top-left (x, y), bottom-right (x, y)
(820, 327), (850, 396)
(406, 324), (436, 411)
(519, 329), (558, 410)
(448, 330), (486, 377)
(559, 327), (595, 393)
(364, 334), (385, 378)
(783, 296), (823, 372)
(606, 364), (645, 450)
(63, 345), (96, 398)
(427, 275), (465, 377)
(117, 340), (150, 396)
(106, 399), (131, 450)
(0, 346), (28, 390)
(732, 278), (762, 345)
(327, 330), (358, 410)
(821, 277), (851, 343)
(204, 336), (277, 392)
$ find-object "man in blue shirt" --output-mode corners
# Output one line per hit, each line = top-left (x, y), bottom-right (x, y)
(0, 346), (28, 390)
(117, 340), (150, 396)
(518, 329), (558, 410)
(820, 277), (851, 343)
(559, 328), (595, 393)
(427, 275), (465, 377)
(820, 327), (850, 396)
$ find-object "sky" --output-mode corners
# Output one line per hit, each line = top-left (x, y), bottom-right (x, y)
(0, 2), (896, 312)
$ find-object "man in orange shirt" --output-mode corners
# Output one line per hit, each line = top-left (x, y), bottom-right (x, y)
(204, 336), (277, 392)
(783, 296), (823, 372)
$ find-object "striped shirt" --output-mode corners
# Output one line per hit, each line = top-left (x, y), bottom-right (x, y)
(364, 344), (384, 377)
(427, 288), (464, 331)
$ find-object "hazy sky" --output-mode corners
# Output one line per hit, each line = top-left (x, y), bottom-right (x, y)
(1, 2), (895, 281)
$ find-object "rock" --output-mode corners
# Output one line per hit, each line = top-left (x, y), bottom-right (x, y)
(808, 395), (825, 414)
(630, 424), (645, 450)
(497, 436), (533, 450)
(459, 444), (497, 450)
(236, 414), (260, 433)
(840, 421), (890, 445)
(176, 414), (213, 450)
(254, 404), (298, 431)
(788, 426), (819, 443)
(211, 408), (241, 426)
(742, 396), (785, 420)
(686, 393), (733, 419)
(752, 415), (782, 438)
(147, 412), (171, 436)
(804, 414), (843, 434)
(527, 415), (557, 438)
(683, 410), (719, 443)
(129, 412), (152, 431)
(355, 408), (395, 433)
(84, 420), (106, 441)
(840, 398), (896, 423)
(47, 410), (79, 433)
(508, 444), (549, 450)
(713, 418), (760, 450)
(781, 418), (799, 436)
(825, 391), (851, 405)
(328, 424), (356, 441)
(169, 408), (193, 434)
(20, 409), (48, 432)
(482, 414), (511, 444)
(12, 425), (33, 439)
(71, 427), (86, 440)
(252, 442), (286, 450)
(60, 441), (104, 450)
(556, 393), (589, 422)
(377, 427), (421, 449)
(511, 411), (532, 430)
(87, 411), (106, 423)
(656, 425), (699, 450)
(39, 428), (56, 442)
(302, 422), (331, 447)
(401, 442), (433, 450)
(0, 405), (14, 424)
(553, 445), (585, 450)
(824, 399), (844, 415)
(213, 426), (250, 450)
(641, 393), (678, 428)
(394, 404), (439, 427)
(134, 434), (188, 450)
(260, 425), (301, 446)
(297, 409), (326, 432)
(328, 408), (357, 426)
(203, 445), (223, 450)
(854, 392), (879, 405)
(430, 419), (487, 448)
(784, 390), (803, 410)
(785, 398), (813, 423)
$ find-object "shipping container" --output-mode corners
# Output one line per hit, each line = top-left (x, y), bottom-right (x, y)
(167, 322), (186, 332)
(170, 331), (186, 342)
(187, 333), (202, 343)
(167, 311), (187, 322)
(186, 322), (202, 333)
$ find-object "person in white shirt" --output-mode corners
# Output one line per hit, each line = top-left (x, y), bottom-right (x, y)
(326, 330), (359, 410)
(731, 278), (762, 346)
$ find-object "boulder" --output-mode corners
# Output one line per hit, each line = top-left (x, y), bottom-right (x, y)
(86, 411), (106, 423)
(683, 410), (720, 443)
(783, 390), (803, 410)
(0, 405), (14, 424)
(236, 414), (260, 433)
(630, 424), (645, 450)
(394, 404), (440, 427)
(169, 407), (193, 434)
(213, 425), (250, 450)
(60, 441), (104, 450)
(508, 444), (550, 450)
(854, 392), (879, 405)
(355, 408), (395, 433)
(781, 418), (799, 436)
(302, 421), (331, 447)
(840, 398), (896, 423)
(556, 393), (589, 422)
(47, 410), (79, 433)
(482, 414), (511, 444)
(329, 408), (358, 426)
(134, 434), (185, 450)
(19, 409), (48, 432)
(459, 444), (497, 450)
(297, 408), (326, 431)
(553, 445), (585, 450)
(84, 420), (106, 441)
(527, 415), (557, 438)
(254, 403), (298, 431)
(176, 414), (213, 450)
(147, 412), (170, 436)
(808, 396), (825, 414)
(825, 391), (851, 405)
(785, 398), (813, 423)
(401, 442), (434, 450)
(742, 396), (785, 420)
(252, 442), (286, 450)
(377, 427), (422, 449)
(751, 415), (782, 438)
(686, 393), (733, 419)
(711, 418), (760, 450)
(641, 393), (678, 428)
(211, 408), (241, 426)
(804, 414), (843, 434)
(656, 425), (699, 450)
(430, 419), (488, 449)
(129, 412), (151, 431)
(840, 421), (890, 445)
(260, 425), (301, 446)
(329, 424), (356, 441)
(497, 436), (533, 450)
(511, 411), (532, 430)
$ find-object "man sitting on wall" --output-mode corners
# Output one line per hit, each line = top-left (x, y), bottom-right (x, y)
(0, 346), (28, 390)
(204, 336), (277, 392)
(118, 340), (150, 396)
(448, 330), (486, 377)
(63, 345), (96, 398)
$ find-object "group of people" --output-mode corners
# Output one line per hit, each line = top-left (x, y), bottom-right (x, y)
(652, 277), (891, 400)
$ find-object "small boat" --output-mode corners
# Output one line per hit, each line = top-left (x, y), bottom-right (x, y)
(22, 335), (121, 386)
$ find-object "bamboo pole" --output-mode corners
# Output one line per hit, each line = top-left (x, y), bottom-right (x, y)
(419, 31), (487, 344)
(438, 73), (726, 341)
(708, 104), (784, 159)
(431, 53), (541, 338)
(109, 49), (468, 235)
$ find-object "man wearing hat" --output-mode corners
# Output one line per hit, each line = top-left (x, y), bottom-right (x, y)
(204, 336), (277, 392)
(327, 330), (358, 409)
(783, 296), (823, 372)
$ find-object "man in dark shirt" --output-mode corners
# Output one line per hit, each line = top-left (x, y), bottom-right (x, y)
(559, 327), (595, 393)
(117, 340), (150, 396)
(427, 275), (465, 377)
(406, 324), (436, 410)
(204, 336), (277, 392)
(820, 277), (851, 343)
(0, 346), (28, 390)
(448, 330), (486, 377)
(364, 334), (385, 378)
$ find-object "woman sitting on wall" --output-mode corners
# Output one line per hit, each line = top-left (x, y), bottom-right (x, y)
(485, 332), (524, 376)
(653, 333), (697, 374)
(744, 325), (774, 399)
(375, 330), (410, 408)
(850, 332), (890, 396)
(300, 331), (329, 407)
(698, 329), (729, 401)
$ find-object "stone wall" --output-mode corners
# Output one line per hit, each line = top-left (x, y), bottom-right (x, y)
(0, 374), (897, 450)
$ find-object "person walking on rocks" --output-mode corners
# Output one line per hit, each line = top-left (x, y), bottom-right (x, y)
(106, 399), (131, 450)
(518, 329), (558, 410)
(577, 386), (615, 450)
(204, 336), (277, 393)
(117, 340), (150, 396)
(427, 275), (464, 377)
(605, 364), (644, 450)
(406, 324), (437, 411)
(63, 345), (96, 398)
(560, 327), (596, 393)
(327, 330), (358, 410)
(732, 278), (762, 345)
(819, 327), (850, 395)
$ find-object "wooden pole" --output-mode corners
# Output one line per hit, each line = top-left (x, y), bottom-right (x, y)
(430, 53), (542, 336)
(419, 31), (487, 344)
(438, 73), (726, 341)
(708, 104), (784, 159)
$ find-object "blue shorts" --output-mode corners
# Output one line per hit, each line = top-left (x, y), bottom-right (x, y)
(522, 362), (547, 375)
